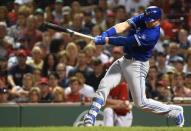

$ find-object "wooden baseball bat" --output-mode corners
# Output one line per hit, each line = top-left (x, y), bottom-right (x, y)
(40, 22), (94, 40)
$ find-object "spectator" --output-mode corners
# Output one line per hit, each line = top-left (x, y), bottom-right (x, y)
(0, 6), (9, 25)
(156, 52), (173, 74)
(115, 5), (127, 23)
(65, 76), (82, 103)
(92, 7), (105, 25)
(149, 55), (157, 67)
(20, 15), (42, 51)
(98, 0), (108, 13)
(0, 22), (13, 58)
(56, 63), (69, 89)
(8, 1), (21, 25)
(0, 88), (10, 103)
(49, 32), (65, 54)
(38, 77), (53, 103)
(8, 49), (33, 87)
(125, 0), (150, 13)
(100, 10), (116, 31)
(65, 72), (94, 103)
(65, 42), (78, 67)
(177, 29), (190, 57)
(52, 0), (64, 25)
(94, 45), (110, 64)
(160, 16), (174, 39)
(107, 46), (124, 65)
(28, 87), (41, 103)
(11, 73), (34, 102)
(41, 53), (57, 77)
(68, 50), (94, 86)
(27, 46), (44, 71)
(0, 56), (8, 78)
(61, 6), (71, 26)
(154, 28), (165, 53)
(146, 66), (159, 99)
(107, 0), (127, 10)
(75, 71), (95, 101)
(33, 69), (41, 86)
(83, 11), (95, 32)
(91, 58), (105, 91)
(91, 24), (102, 36)
(69, 13), (90, 35)
(52, 86), (65, 103)
(34, 8), (44, 28)
(183, 52), (191, 73)
(57, 50), (68, 64)
(188, 8), (191, 32)
(48, 72), (63, 91)
(70, 1), (83, 17)
(155, 80), (171, 102)
(8, 5), (28, 41)
(184, 72), (191, 89)
(166, 42), (179, 64)
(170, 55), (184, 73)
(173, 73), (191, 97)
(83, 43), (96, 65)
(44, 6), (54, 23)
(7, 44), (31, 69)
(166, 68), (176, 90)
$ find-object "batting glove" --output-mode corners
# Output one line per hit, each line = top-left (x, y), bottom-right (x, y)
(101, 32), (108, 38)
(94, 36), (105, 45)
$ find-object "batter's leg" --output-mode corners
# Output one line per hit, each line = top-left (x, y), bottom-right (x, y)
(84, 58), (123, 126)
(121, 58), (184, 127)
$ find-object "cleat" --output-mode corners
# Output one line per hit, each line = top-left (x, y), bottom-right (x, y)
(175, 111), (184, 127)
(83, 114), (95, 127)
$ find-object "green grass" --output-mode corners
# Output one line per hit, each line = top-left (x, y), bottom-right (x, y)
(0, 127), (190, 131)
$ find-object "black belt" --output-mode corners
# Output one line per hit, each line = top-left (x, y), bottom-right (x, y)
(124, 54), (135, 60)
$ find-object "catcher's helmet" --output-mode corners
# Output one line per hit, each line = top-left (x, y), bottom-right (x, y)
(144, 6), (162, 22)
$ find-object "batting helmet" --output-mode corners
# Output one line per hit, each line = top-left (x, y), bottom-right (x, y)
(144, 6), (162, 22)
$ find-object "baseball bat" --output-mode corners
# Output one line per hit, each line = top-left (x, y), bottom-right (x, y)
(40, 22), (94, 40)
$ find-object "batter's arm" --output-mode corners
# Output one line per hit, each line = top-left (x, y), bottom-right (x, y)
(105, 35), (137, 46)
(113, 21), (132, 34)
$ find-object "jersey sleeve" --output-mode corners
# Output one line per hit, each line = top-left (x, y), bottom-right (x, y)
(127, 13), (144, 29)
(109, 36), (138, 46)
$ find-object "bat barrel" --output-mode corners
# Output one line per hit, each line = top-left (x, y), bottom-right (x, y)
(42, 22), (94, 40)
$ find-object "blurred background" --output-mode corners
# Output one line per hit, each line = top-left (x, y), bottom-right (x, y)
(0, 0), (191, 127)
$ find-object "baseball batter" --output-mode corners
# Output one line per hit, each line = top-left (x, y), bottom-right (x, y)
(84, 6), (184, 127)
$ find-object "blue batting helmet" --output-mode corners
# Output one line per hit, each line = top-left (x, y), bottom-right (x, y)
(144, 6), (162, 22)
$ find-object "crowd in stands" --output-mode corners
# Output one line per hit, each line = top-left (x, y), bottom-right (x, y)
(0, 0), (191, 104)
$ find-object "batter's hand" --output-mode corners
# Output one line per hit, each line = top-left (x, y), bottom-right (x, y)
(101, 32), (108, 37)
(94, 36), (105, 45)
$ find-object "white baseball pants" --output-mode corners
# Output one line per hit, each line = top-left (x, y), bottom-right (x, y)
(95, 56), (182, 118)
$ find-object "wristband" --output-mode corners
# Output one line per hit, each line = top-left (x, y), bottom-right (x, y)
(103, 27), (117, 37)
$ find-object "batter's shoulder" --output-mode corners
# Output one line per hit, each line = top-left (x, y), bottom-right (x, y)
(144, 27), (160, 41)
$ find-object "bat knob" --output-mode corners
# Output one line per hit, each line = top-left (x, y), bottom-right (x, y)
(38, 23), (48, 32)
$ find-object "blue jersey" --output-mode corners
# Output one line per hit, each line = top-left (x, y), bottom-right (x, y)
(124, 13), (160, 61)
